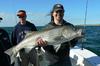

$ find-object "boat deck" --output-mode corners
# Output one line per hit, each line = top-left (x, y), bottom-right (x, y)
(70, 46), (100, 66)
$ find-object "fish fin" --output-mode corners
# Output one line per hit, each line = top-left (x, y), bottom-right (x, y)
(10, 54), (16, 64)
(77, 29), (83, 37)
(53, 44), (61, 52)
(24, 31), (33, 39)
(45, 52), (58, 65)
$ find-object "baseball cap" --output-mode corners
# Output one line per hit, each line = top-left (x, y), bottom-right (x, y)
(0, 17), (3, 20)
(17, 10), (26, 18)
(52, 4), (64, 12)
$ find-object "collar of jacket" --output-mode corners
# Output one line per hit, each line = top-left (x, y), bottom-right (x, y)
(50, 20), (67, 26)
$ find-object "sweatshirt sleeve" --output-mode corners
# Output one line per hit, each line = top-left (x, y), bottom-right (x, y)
(11, 29), (17, 46)
(31, 24), (37, 31)
(0, 29), (12, 51)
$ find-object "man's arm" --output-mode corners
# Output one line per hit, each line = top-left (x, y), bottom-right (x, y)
(11, 29), (17, 46)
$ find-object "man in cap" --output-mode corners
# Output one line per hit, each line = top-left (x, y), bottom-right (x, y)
(11, 10), (38, 66)
(36, 4), (79, 66)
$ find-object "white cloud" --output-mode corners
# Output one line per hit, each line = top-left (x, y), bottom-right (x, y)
(0, 12), (50, 27)
(27, 12), (50, 26)
(0, 12), (17, 27)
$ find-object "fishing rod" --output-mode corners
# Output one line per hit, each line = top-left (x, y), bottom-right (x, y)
(81, 0), (88, 50)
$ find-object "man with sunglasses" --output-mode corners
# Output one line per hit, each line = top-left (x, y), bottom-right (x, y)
(11, 10), (37, 66)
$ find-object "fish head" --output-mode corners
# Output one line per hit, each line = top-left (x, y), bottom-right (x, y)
(61, 26), (83, 40)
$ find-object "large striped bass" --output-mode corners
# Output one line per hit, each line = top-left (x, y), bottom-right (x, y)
(5, 26), (83, 64)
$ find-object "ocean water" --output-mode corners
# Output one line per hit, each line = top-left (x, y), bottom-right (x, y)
(1, 26), (100, 56)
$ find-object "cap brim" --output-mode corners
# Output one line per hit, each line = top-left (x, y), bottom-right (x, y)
(0, 17), (3, 20)
(17, 12), (26, 17)
(54, 8), (64, 11)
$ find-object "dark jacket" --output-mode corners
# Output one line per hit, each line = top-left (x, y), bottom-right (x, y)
(0, 28), (11, 66)
(43, 20), (78, 58)
(11, 21), (37, 46)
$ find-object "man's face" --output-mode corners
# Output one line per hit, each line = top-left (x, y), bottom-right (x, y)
(52, 10), (64, 21)
(17, 12), (26, 19)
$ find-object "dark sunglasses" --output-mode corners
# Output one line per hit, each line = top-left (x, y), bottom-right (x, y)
(17, 13), (26, 18)
(18, 16), (25, 18)
(17, 15), (26, 18)
(55, 10), (64, 13)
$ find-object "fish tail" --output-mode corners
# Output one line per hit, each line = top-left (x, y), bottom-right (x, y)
(5, 47), (14, 56)
(5, 47), (16, 64)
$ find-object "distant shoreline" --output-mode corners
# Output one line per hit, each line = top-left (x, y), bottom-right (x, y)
(76, 24), (100, 26)
(0, 24), (100, 27)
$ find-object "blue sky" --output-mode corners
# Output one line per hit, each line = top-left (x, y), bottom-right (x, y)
(0, 0), (100, 27)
